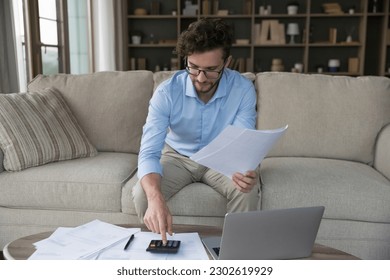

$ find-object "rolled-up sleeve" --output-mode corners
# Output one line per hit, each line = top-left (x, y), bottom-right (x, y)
(231, 77), (257, 129)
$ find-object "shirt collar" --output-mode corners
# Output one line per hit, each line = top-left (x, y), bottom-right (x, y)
(185, 71), (228, 102)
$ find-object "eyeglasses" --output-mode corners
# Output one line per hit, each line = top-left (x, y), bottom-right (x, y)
(185, 59), (225, 80)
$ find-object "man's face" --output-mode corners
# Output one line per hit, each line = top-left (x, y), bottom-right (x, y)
(186, 49), (226, 94)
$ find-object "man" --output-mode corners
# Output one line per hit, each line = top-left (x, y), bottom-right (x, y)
(133, 18), (260, 244)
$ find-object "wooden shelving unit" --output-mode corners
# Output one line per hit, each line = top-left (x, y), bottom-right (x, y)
(380, 0), (390, 76)
(124, 0), (390, 76)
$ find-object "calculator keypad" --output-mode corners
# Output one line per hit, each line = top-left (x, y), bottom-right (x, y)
(146, 239), (181, 253)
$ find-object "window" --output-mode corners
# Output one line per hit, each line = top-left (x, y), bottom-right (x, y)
(38, 0), (63, 74)
(38, 0), (61, 74)
(14, 0), (91, 85)
(67, 0), (91, 74)
(22, 0), (69, 80)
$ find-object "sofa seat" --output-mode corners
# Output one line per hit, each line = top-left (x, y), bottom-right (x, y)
(260, 157), (390, 223)
(0, 152), (137, 212)
(167, 183), (228, 217)
(260, 156), (390, 259)
(122, 181), (228, 226)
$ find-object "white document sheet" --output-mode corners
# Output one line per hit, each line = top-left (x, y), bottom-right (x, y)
(95, 232), (209, 260)
(190, 125), (288, 178)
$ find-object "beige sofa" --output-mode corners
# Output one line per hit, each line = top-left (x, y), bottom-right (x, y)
(1, 71), (389, 260)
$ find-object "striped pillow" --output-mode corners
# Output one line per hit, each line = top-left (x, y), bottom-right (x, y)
(0, 88), (97, 171)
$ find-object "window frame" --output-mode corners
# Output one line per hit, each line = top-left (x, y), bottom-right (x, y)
(23, 0), (70, 81)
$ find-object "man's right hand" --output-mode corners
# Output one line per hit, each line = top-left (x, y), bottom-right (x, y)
(144, 194), (173, 244)
(141, 173), (173, 245)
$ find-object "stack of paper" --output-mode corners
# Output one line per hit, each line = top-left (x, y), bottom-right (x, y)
(29, 220), (140, 260)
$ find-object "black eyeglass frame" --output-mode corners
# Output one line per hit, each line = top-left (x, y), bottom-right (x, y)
(185, 58), (226, 80)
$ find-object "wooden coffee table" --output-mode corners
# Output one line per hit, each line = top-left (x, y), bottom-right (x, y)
(3, 224), (359, 260)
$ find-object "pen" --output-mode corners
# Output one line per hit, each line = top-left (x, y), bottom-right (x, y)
(124, 234), (134, 250)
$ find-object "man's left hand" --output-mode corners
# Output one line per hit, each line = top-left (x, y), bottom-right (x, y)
(232, 170), (257, 193)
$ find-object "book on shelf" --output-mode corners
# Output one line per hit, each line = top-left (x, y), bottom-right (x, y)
(150, 0), (160, 15)
(202, 0), (210, 15)
(256, 20), (286, 45)
(348, 57), (359, 73)
(254, 23), (262, 44)
(243, 0), (252, 15)
(137, 58), (146, 70)
(227, 57), (249, 72)
(278, 23), (286, 44)
(129, 57), (147, 70)
(130, 58), (136, 70)
(213, 0), (219, 15)
(329, 28), (337, 44)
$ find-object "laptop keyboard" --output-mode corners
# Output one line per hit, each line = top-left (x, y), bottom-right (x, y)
(213, 247), (220, 256)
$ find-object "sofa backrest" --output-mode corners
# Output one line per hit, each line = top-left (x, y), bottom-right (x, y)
(256, 72), (390, 164)
(153, 71), (177, 91)
(28, 71), (154, 153)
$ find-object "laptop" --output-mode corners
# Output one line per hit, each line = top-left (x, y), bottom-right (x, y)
(202, 206), (325, 260)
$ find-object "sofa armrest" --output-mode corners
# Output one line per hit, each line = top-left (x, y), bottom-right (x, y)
(374, 123), (390, 181)
(0, 149), (4, 173)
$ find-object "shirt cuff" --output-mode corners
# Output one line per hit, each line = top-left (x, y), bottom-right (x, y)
(137, 159), (163, 180)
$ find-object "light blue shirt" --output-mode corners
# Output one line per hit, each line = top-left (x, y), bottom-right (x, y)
(137, 68), (257, 179)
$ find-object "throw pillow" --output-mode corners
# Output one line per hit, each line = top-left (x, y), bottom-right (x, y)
(0, 88), (98, 171)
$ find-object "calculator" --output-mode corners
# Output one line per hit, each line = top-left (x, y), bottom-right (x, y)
(146, 239), (181, 253)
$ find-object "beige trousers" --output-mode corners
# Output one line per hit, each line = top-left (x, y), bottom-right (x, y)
(132, 145), (261, 221)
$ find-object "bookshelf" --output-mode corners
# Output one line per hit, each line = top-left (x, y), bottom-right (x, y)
(124, 0), (390, 76)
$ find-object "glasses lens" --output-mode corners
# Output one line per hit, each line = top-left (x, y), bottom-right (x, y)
(204, 70), (220, 79)
(187, 67), (199, 76)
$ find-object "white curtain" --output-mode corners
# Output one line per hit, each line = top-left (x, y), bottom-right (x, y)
(92, 0), (115, 71)
(91, 0), (126, 72)
(0, 0), (19, 92)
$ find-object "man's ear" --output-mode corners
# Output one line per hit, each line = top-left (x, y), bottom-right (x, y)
(224, 55), (232, 67)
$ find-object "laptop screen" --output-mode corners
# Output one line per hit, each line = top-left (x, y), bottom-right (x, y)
(202, 206), (324, 260)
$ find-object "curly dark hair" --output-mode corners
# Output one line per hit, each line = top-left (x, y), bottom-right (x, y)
(175, 18), (234, 60)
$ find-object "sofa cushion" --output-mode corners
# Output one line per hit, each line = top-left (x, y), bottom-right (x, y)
(0, 88), (97, 171)
(260, 157), (390, 224)
(0, 152), (137, 212)
(28, 71), (154, 153)
(255, 73), (390, 164)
